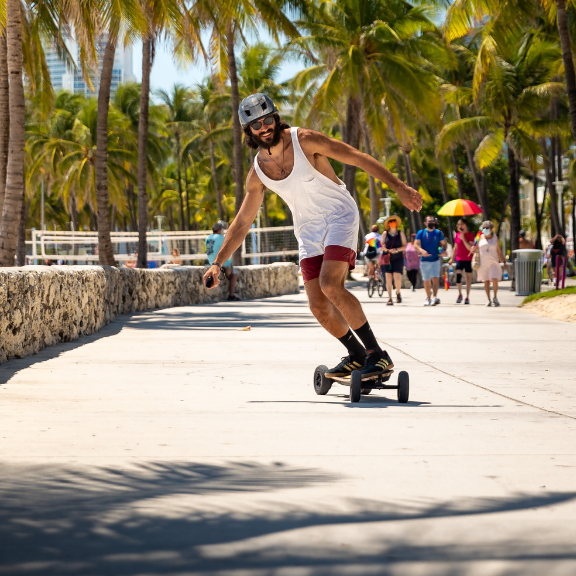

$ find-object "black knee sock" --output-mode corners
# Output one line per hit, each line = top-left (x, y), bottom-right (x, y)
(338, 329), (366, 359)
(353, 322), (381, 354)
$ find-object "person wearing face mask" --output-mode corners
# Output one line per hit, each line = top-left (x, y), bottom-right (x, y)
(381, 215), (407, 305)
(448, 218), (475, 304)
(472, 220), (507, 306)
(414, 215), (447, 306)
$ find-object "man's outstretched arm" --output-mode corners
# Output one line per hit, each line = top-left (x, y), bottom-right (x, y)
(300, 130), (423, 212)
(203, 169), (264, 288)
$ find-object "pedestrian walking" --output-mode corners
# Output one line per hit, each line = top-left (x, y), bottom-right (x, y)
(405, 233), (420, 292)
(448, 218), (475, 304)
(518, 230), (535, 249)
(206, 220), (240, 301)
(204, 93), (422, 379)
(381, 215), (406, 305)
(472, 220), (506, 307)
(363, 224), (382, 281)
(414, 215), (447, 306)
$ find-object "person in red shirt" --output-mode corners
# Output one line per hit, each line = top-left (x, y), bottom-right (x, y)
(448, 218), (475, 304)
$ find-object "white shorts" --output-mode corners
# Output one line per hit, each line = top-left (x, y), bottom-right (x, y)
(297, 210), (359, 262)
(420, 259), (442, 281)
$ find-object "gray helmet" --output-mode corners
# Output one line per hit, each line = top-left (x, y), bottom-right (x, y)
(238, 93), (278, 129)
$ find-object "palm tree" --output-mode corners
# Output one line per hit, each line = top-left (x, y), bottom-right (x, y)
(0, 30), (8, 221)
(157, 84), (194, 231)
(136, 0), (205, 267)
(291, 0), (440, 235)
(205, 0), (302, 257)
(438, 32), (563, 256)
(94, 5), (146, 265)
(0, 0), (26, 266)
(193, 76), (231, 220)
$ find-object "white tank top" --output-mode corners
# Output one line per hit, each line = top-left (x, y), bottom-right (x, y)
(253, 127), (357, 234)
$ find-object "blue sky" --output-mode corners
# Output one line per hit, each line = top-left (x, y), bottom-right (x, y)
(132, 33), (305, 91)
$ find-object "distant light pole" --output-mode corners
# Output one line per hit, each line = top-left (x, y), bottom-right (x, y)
(381, 197), (392, 218)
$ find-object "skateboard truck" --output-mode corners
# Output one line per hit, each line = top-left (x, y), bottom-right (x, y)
(313, 366), (409, 404)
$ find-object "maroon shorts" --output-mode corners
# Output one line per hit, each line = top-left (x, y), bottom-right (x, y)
(300, 246), (356, 283)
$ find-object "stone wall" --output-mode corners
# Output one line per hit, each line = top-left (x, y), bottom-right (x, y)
(0, 263), (299, 364)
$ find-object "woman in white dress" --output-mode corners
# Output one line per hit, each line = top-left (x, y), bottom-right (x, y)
(472, 220), (507, 307)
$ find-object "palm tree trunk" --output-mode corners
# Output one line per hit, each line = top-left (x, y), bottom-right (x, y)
(397, 155), (416, 234)
(507, 144), (521, 258)
(16, 194), (28, 266)
(226, 23), (244, 265)
(464, 144), (489, 217)
(361, 126), (379, 226)
(451, 148), (464, 199)
(0, 30), (9, 219)
(0, 0), (25, 267)
(556, 0), (576, 139)
(184, 156), (190, 231)
(175, 134), (184, 230)
(71, 194), (79, 256)
(533, 172), (542, 250)
(95, 33), (117, 266)
(342, 95), (366, 238)
(540, 138), (562, 235)
(137, 35), (152, 268)
(403, 152), (422, 229)
(556, 135), (565, 232)
(209, 139), (223, 219)
(438, 164), (454, 242)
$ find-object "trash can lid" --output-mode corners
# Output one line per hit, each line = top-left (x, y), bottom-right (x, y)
(513, 249), (543, 261)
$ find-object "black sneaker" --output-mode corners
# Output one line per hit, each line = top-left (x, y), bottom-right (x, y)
(325, 355), (366, 378)
(360, 349), (394, 377)
(227, 294), (241, 301)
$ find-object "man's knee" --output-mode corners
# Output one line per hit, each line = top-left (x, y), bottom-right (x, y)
(319, 275), (346, 303)
(456, 271), (462, 284)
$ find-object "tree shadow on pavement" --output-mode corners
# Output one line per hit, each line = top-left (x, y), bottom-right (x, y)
(121, 308), (317, 331)
(1, 460), (575, 575)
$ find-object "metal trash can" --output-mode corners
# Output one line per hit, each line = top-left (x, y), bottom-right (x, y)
(513, 249), (543, 296)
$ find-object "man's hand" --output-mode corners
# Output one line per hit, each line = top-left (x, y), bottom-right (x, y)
(420, 250), (430, 257)
(203, 264), (221, 289)
(396, 184), (423, 212)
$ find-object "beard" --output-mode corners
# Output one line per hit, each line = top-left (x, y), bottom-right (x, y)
(251, 121), (283, 150)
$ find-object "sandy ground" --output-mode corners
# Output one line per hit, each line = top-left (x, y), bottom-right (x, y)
(523, 293), (576, 323)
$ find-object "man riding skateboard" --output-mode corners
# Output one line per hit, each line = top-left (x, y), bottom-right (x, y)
(204, 94), (422, 378)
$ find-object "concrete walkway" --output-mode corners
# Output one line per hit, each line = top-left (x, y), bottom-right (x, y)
(1, 281), (575, 575)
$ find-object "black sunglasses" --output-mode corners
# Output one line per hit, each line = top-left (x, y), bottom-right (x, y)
(250, 116), (275, 130)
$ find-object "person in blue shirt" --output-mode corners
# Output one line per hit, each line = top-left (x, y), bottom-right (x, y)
(206, 221), (240, 301)
(414, 215), (447, 306)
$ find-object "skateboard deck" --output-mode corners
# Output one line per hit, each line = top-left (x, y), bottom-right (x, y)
(331, 370), (394, 388)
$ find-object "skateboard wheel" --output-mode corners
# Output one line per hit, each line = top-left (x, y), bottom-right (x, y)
(361, 388), (371, 395)
(313, 365), (332, 395)
(397, 371), (409, 403)
(350, 370), (362, 403)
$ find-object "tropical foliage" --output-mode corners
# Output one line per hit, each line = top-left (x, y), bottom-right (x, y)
(1, 0), (576, 266)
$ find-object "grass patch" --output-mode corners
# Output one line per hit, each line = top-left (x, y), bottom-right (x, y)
(522, 286), (576, 305)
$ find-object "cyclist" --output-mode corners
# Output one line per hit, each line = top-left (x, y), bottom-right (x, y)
(203, 93), (422, 379)
(363, 224), (382, 280)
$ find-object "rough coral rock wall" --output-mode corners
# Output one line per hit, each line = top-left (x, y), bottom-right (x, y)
(0, 263), (299, 364)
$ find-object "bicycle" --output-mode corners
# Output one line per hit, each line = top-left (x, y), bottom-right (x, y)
(367, 265), (385, 298)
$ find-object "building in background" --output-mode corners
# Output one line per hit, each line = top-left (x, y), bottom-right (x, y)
(45, 35), (135, 96)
